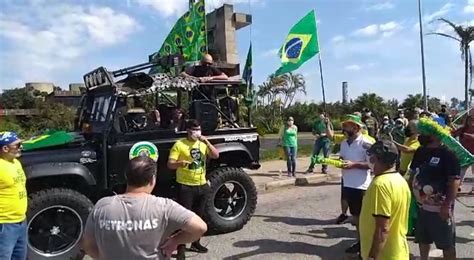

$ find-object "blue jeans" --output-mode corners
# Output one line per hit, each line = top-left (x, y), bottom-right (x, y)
(0, 221), (28, 260)
(283, 146), (297, 174)
(309, 138), (330, 170)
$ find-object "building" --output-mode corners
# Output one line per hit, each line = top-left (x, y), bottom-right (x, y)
(25, 82), (55, 96)
(206, 4), (252, 76)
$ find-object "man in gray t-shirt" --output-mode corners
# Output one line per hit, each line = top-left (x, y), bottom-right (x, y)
(82, 157), (207, 260)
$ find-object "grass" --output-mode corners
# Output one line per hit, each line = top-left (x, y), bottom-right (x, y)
(260, 144), (314, 162)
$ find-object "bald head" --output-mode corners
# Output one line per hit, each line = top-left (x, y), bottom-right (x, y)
(201, 54), (214, 65)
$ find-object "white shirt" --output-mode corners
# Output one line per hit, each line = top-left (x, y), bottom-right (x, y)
(340, 134), (374, 190)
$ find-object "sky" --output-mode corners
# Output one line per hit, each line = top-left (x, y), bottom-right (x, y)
(0, 0), (473, 103)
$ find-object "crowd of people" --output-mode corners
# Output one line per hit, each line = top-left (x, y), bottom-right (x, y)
(1, 105), (473, 260)
(278, 108), (473, 260)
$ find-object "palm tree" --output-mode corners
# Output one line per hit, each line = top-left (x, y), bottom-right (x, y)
(281, 73), (306, 108)
(353, 93), (387, 118)
(402, 94), (424, 110)
(430, 18), (474, 111)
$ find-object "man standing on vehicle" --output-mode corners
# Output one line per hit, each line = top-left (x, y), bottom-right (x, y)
(409, 120), (461, 260)
(329, 114), (375, 255)
(306, 113), (332, 174)
(0, 132), (27, 260)
(83, 156), (207, 260)
(360, 140), (411, 260)
(168, 120), (219, 258)
(182, 54), (228, 82)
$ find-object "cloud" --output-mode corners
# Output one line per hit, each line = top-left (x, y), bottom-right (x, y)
(354, 24), (379, 36)
(465, 0), (474, 13)
(424, 3), (454, 22)
(0, 3), (140, 87)
(261, 48), (279, 58)
(365, 2), (395, 11)
(353, 21), (402, 37)
(331, 35), (345, 43)
(345, 65), (361, 71)
(134, 0), (265, 17)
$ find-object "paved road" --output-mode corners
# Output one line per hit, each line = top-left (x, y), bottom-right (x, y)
(196, 184), (474, 260)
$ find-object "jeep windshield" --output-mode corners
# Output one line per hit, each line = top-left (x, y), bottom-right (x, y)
(78, 87), (116, 134)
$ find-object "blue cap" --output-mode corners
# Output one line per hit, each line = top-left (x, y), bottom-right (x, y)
(0, 132), (20, 146)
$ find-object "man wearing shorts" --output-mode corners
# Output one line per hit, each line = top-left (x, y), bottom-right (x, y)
(409, 125), (461, 260)
(337, 114), (375, 254)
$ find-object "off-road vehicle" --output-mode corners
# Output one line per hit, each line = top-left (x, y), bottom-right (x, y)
(20, 57), (260, 259)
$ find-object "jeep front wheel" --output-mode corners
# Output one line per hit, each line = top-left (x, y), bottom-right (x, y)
(27, 188), (93, 259)
(205, 167), (257, 233)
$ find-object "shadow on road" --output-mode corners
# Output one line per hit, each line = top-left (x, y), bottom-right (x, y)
(253, 215), (337, 226)
(291, 227), (357, 239)
(224, 239), (354, 260)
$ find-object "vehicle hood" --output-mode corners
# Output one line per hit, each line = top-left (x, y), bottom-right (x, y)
(22, 131), (84, 152)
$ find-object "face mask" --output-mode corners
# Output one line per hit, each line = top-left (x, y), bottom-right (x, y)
(191, 130), (201, 140)
(287, 120), (294, 126)
(404, 128), (413, 137)
(418, 135), (431, 146)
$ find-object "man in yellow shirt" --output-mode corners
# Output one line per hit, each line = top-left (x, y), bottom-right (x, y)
(360, 140), (411, 260)
(0, 131), (27, 260)
(393, 122), (420, 176)
(168, 120), (219, 259)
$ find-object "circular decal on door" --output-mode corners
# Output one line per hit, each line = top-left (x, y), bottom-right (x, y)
(129, 141), (159, 162)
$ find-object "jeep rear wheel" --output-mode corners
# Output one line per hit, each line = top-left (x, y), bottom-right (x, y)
(205, 167), (257, 233)
(27, 188), (93, 260)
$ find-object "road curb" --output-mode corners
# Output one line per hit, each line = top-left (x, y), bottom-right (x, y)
(255, 173), (342, 193)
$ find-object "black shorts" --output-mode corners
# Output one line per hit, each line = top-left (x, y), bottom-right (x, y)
(415, 209), (456, 250)
(342, 186), (365, 216)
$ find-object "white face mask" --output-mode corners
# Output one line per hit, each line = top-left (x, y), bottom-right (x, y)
(191, 130), (201, 140)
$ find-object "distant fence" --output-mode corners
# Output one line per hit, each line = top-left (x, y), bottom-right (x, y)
(0, 109), (40, 116)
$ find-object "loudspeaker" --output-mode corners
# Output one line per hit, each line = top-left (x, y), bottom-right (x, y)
(190, 100), (218, 133)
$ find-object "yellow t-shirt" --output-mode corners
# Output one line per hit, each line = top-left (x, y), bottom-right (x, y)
(399, 137), (420, 174)
(360, 172), (411, 260)
(0, 158), (28, 223)
(169, 139), (208, 186)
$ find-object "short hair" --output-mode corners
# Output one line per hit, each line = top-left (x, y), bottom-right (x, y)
(125, 157), (157, 187)
(186, 119), (201, 130)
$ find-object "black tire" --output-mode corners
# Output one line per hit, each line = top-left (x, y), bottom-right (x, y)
(27, 188), (93, 260)
(204, 167), (257, 234)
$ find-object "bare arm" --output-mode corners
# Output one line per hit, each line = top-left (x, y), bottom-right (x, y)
(200, 137), (219, 159)
(167, 159), (190, 170)
(393, 141), (417, 153)
(210, 72), (228, 80)
(82, 215), (99, 258)
(368, 216), (390, 259)
(342, 161), (370, 169)
(160, 215), (208, 257)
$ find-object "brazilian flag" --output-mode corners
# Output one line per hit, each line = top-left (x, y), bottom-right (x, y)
(149, 0), (207, 74)
(275, 10), (319, 76)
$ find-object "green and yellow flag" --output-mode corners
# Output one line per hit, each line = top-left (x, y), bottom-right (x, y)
(275, 10), (319, 76)
(149, 0), (207, 74)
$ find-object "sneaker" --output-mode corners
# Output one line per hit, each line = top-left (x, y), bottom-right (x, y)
(345, 241), (360, 254)
(190, 242), (208, 253)
(335, 213), (348, 224)
(306, 169), (314, 174)
(322, 168), (328, 174)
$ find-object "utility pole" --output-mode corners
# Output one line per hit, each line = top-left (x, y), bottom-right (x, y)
(417, 0), (428, 111)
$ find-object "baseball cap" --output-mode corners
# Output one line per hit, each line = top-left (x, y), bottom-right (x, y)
(366, 140), (398, 164)
(0, 131), (21, 146)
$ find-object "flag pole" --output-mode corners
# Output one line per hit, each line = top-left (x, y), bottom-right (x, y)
(417, 0), (428, 111)
(314, 12), (327, 113)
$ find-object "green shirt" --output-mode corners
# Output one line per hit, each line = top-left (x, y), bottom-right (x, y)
(282, 126), (298, 147)
(313, 119), (331, 143)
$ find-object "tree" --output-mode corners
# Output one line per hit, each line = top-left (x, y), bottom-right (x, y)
(402, 94), (424, 110)
(430, 18), (474, 110)
(280, 73), (306, 108)
(0, 88), (36, 109)
(353, 93), (387, 118)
